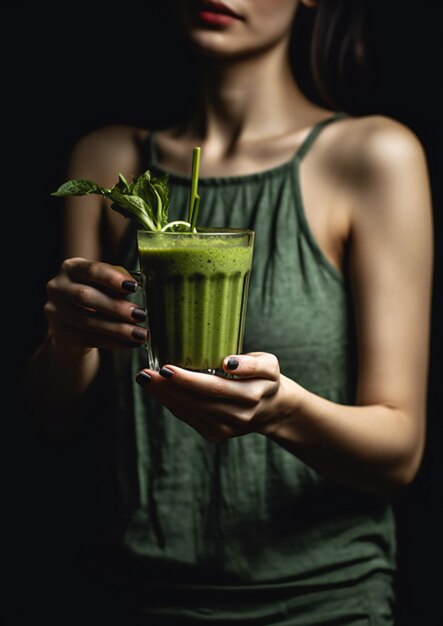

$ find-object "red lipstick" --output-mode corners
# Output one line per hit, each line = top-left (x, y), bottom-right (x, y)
(197, 1), (243, 27)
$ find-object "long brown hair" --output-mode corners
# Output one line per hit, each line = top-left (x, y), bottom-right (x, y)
(291, 0), (369, 112)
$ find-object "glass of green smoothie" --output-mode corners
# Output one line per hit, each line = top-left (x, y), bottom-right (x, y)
(137, 227), (255, 374)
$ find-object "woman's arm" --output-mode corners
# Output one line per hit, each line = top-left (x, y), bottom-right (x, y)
(136, 118), (433, 497)
(265, 117), (433, 495)
(25, 126), (147, 441)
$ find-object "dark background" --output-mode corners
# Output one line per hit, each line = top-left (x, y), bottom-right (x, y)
(4, 1), (442, 624)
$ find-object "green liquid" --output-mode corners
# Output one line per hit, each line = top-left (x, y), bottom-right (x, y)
(139, 234), (253, 370)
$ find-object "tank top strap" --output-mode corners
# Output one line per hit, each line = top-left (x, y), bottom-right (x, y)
(295, 112), (349, 162)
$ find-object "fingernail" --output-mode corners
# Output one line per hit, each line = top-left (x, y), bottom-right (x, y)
(226, 357), (239, 371)
(136, 371), (151, 386)
(131, 307), (147, 322)
(122, 279), (138, 293)
(159, 367), (174, 380)
(132, 328), (147, 341)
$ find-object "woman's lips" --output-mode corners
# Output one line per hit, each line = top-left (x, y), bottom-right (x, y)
(197, 2), (243, 26)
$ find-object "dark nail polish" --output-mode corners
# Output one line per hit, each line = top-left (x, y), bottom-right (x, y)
(131, 307), (147, 322)
(132, 328), (147, 341)
(227, 357), (239, 371)
(159, 367), (174, 380)
(122, 280), (138, 293)
(136, 371), (151, 386)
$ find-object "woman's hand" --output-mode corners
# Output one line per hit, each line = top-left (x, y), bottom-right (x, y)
(45, 257), (148, 353)
(135, 352), (287, 442)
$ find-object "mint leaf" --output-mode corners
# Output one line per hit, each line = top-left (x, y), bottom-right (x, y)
(117, 173), (130, 192)
(130, 172), (158, 214)
(51, 179), (108, 197)
(107, 187), (157, 231)
(51, 169), (171, 231)
(51, 146), (203, 232)
(151, 174), (170, 228)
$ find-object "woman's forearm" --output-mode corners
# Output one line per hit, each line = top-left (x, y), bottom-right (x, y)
(24, 333), (100, 443)
(264, 375), (425, 497)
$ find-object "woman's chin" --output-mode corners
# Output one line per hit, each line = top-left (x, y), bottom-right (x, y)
(188, 30), (246, 58)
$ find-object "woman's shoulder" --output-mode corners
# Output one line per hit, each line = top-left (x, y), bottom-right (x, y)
(67, 123), (150, 186)
(312, 113), (431, 236)
(326, 114), (431, 233)
(72, 123), (150, 151)
(329, 114), (427, 180)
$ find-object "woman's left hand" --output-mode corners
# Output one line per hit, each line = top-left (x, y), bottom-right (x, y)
(135, 352), (285, 442)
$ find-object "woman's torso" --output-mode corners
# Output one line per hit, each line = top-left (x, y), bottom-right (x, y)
(85, 113), (396, 623)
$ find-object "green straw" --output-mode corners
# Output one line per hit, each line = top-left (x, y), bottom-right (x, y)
(190, 194), (200, 231)
(188, 146), (201, 230)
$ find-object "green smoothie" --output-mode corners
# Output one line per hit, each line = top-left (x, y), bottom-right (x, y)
(137, 229), (254, 371)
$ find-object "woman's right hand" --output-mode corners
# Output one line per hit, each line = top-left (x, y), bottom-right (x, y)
(44, 257), (148, 353)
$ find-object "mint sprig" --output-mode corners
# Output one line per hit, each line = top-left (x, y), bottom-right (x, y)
(51, 169), (170, 232)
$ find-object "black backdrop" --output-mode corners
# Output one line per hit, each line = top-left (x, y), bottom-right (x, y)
(4, 1), (443, 624)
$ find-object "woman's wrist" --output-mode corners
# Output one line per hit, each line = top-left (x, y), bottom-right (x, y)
(47, 332), (96, 361)
(256, 374), (304, 438)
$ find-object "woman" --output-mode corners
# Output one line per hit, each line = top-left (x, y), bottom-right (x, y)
(26, 0), (433, 623)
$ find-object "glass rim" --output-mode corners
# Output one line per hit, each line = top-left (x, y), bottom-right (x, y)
(137, 227), (255, 237)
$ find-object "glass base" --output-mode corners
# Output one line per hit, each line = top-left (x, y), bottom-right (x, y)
(144, 348), (234, 378)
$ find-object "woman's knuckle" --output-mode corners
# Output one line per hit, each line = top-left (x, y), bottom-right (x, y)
(241, 384), (262, 407)
(44, 301), (55, 319)
(233, 407), (249, 423)
(46, 278), (58, 297)
(61, 257), (80, 274)
(267, 354), (280, 377)
(76, 285), (93, 308)
(252, 385), (264, 403)
(81, 260), (95, 280)
(61, 258), (71, 272)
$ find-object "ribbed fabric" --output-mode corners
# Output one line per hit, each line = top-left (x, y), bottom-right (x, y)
(89, 113), (396, 624)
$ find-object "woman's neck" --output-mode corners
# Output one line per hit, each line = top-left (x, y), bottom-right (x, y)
(187, 42), (316, 153)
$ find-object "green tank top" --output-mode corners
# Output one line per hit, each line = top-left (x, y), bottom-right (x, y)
(93, 112), (396, 623)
